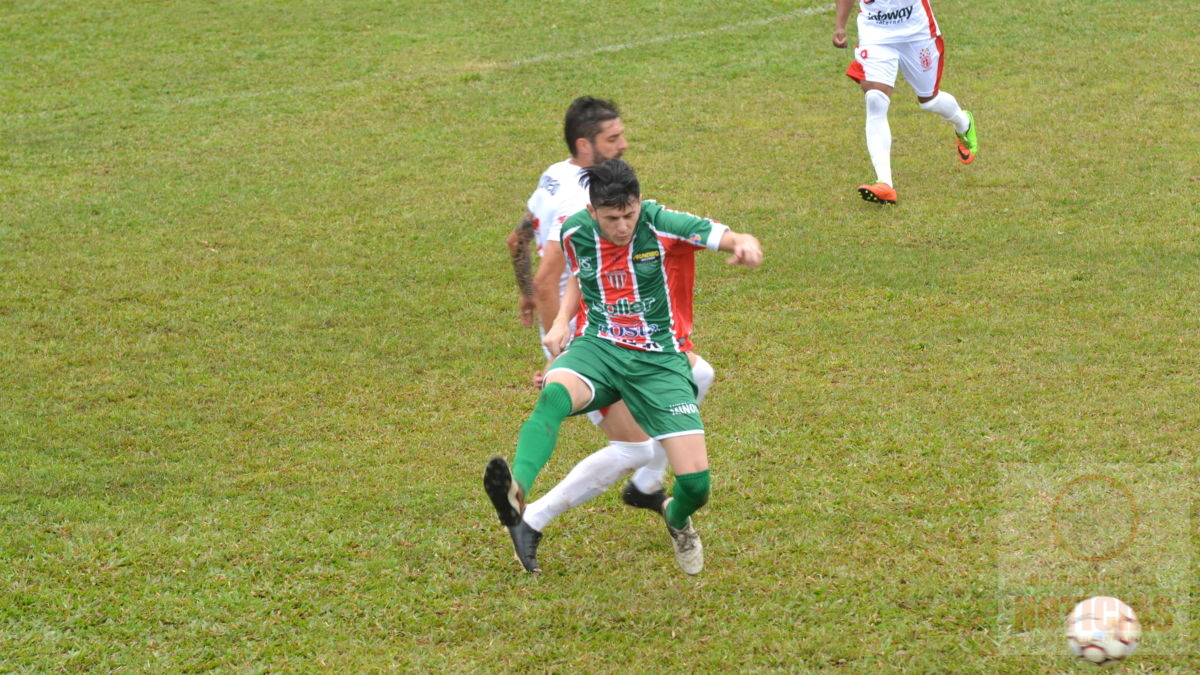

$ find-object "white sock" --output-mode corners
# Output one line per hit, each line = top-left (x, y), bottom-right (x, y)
(631, 440), (670, 495)
(864, 89), (893, 186)
(629, 356), (715, 494)
(919, 91), (970, 134)
(692, 354), (715, 404)
(523, 440), (653, 532)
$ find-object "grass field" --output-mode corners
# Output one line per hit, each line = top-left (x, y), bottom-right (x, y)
(2, 0), (1198, 670)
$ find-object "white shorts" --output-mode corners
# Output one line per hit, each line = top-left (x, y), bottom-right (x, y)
(845, 35), (945, 98)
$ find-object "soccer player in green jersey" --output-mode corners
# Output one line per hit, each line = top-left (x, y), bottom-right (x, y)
(485, 158), (763, 575)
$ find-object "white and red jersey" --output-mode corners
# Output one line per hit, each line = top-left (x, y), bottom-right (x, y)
(526, 159), (589, 297)
(855, 0), (939, 45)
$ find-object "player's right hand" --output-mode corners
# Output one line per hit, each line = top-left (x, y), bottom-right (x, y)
(726, 234), (763, 268)
(542, 319), (570, 357)
(833, 28), (848, 48)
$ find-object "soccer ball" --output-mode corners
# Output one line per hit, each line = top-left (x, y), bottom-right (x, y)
(1066, 596), (1140, 665)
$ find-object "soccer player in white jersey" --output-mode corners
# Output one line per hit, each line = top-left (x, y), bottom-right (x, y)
(833, 0), (979, 204)
(503, 98), (716, 573)
(488, 158), (763, 575)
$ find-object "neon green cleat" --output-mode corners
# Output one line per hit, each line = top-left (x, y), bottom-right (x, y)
(956, 110), (977, 164)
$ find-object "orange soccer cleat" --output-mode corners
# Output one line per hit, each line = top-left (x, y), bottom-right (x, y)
(858, 182), (897, 205)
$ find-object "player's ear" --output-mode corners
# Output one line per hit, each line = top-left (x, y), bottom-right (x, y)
(586, 203), (597, 220)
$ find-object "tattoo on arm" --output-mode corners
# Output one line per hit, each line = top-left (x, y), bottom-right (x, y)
(510, 215), (536, 297)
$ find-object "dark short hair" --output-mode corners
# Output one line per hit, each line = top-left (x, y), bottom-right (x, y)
(563, 96), (621, 156)
(580, 158), (640, 209)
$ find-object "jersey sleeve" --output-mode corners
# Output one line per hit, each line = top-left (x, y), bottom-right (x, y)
(645, 201), (729, 251)
(558, 212), (589, 276)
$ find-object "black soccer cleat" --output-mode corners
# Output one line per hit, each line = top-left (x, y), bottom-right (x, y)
(483, 457), (524, 527)
(621, 481), (668, 513)
(508, 520), (543, 574)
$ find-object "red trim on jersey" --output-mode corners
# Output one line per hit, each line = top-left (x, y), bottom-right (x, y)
(571, 301), (588, 338)
(921, 0), (939, 37)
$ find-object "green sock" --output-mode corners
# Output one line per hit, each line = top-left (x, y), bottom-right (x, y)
(666, 469), (710, 530)
(512, 382), (574, 493)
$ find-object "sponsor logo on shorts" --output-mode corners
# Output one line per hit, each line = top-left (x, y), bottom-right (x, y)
(919, 47), (933, 71)
(539, 174), (560, 195)
(866, 5), (914, 24)
(668, 402), (699, 415)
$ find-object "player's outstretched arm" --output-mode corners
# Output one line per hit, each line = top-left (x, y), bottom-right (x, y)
(506, 209), (538, 327)
(717, 230), (763, 268)
(542, 276), (580, 357)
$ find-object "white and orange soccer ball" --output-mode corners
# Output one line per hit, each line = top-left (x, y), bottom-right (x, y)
(1066, 596), (1141, 665)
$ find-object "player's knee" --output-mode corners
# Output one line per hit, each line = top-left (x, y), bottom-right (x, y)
(533, 381), (574, 421)
(610, 440), (654, 471)
(691, 355), (715, 404)
(865, 88), (891, 116)
(918, 91), (951, 112)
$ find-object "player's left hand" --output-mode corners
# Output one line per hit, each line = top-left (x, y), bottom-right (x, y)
(726, 234), (763, 268)
(518, 294), (535, 327)
(833, 28), (848, 48)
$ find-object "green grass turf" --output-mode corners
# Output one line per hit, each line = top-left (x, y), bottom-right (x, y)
(2, 0), (1198, 670)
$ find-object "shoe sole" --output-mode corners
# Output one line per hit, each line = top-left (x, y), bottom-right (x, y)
(483, 457), (522, 527)
(957, 145), (975, 164)
(858, 187), (896, 205)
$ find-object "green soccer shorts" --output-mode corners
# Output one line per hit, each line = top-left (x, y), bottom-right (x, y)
(548, 335), (703, 439)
